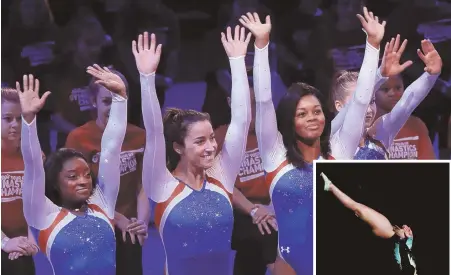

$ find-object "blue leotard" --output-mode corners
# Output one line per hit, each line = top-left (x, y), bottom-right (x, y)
(253, 42), (337, 274)
(21, 93), (127, 275)
(139, 55), (251, 274)
(265, 156), (332, 274)
(353, 137), (388, 160)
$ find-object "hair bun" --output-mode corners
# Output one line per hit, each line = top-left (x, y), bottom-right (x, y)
(334, 70), (351, 80)
(163, 107), (185, 123)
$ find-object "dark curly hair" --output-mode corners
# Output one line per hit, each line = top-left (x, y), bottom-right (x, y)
(44, 148), (97, 206)
(276, 82), (331, 167)
(163, 108), (212, 172)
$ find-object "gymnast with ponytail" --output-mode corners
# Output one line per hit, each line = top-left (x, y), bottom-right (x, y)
(133, 27), (252, 274)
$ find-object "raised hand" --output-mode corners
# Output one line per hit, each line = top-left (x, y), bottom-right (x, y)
(356, 7), (386, 49)
(221, 26), (252, 58)
(132, 32), (162, 75)
(16, 74), (51, 123)
(380, 34), (413, 77)
(239, 13), (271, 48)
(417, 39), (442, 75)
(86, 65), (127, 98)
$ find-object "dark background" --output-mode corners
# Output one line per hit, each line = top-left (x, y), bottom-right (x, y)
(315, 162), (449, 275)
(2, 0), (451, 156)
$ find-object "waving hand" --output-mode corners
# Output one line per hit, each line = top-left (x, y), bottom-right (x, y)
(16, 74), (51, 123)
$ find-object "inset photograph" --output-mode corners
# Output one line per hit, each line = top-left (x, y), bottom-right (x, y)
(315, 161), (450, 275)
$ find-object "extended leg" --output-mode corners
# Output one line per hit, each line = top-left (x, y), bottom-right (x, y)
(321, 173), (395, 239)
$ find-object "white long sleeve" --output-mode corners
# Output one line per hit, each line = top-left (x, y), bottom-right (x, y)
(330, 41), (380, 159)
(140, 73), (178, 203)
(208, 56), (251, 193)
(254, 43), (287, 172)
(95, 93), (128, 218)
(21, 117), (59, 229)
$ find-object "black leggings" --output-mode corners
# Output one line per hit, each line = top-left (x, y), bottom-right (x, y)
(115, 228), (143, 275)
(231, 210), (278, 275)
(1, 250), (35, 275)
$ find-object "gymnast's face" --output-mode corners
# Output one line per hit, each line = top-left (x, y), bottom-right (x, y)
(338, 81), (376, 129)
(294, 95), (325, 141)
(1, 100), (21, 147)
(58, 157), (93, 205)
(176, 120), (217, 170)
(92, 85), (113, 130)
(375, 75), (404, 113)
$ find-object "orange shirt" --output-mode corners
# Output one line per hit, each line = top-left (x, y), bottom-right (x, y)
(215, 125), (270, 205)
(1, 148), (29, 238)
(66, 121), (146, 218)
(388, 116), (435, 160)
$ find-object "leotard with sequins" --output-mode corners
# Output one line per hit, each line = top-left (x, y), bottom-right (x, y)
(21, 93), (127, 275)
(254, 42), (337, 275)
(139, 56), (251, 275)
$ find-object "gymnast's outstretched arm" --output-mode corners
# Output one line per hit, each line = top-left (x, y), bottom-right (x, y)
(133, 32), (178, 203)
(86, 65), (128, 218)
(19, 75), (59, 230)
(240, 13), (287, 172)
(208, 26), (252, 193)
(373, 40), (442, 149)
(330, 7), (384, 159)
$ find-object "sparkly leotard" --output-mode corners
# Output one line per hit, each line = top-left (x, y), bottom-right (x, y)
(331, 56), (439, 160)
(265, 155), (333, 274)
(21, 93), (127, 275)
(353, 137), (388, 160)
(254, 43), (335, 274)
(139, 56), (251, 275)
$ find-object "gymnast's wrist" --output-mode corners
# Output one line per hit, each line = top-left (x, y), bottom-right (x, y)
(249, 205), (259, 218)
(1, 236), (10, 251)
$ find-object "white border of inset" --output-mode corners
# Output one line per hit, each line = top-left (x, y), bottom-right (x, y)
(312, 160), (451, 275)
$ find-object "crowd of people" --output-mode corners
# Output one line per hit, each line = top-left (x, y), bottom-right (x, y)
(1, 0), (450, 274)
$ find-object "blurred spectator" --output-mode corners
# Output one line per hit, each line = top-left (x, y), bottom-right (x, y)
(2, 0), (58, 85)
(108, 0), (181, 125)
(305, 0), (367, 103)
(201, 71), (231, 129)
(202, 0), (273, 74)
(275, 0), (323, 87)
(41, 8), (110, 152)
(382, 0), (451, 148)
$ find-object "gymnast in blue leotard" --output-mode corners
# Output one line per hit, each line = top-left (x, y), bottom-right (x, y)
(331, 33), (443, 160)
(239, 13), (334, 275)
(19, 69), (128, 275)
(133, 30), (251, 275)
